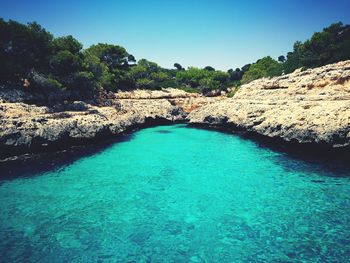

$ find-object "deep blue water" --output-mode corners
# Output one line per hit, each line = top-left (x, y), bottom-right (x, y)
(0, 124), (350, 262)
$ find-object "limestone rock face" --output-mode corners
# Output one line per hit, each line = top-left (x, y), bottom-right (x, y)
(114, 88), (223, 113)
(115, 88), (199, 99)
(0, 86), (221, 158)
(0, 98), (187, 157)
(1, 61), (350, 159)
(189, 60), (350, 147)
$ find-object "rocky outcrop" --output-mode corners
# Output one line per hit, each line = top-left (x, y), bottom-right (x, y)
(0, 88), (222, 159)
(189, 60), (350, 147)
(115, 88), (199, 99)
(1, 61), (349, 159)
(0, 99), (180, 158)
(115, 88), (223, 112)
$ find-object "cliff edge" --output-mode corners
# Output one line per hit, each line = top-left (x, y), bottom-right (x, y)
(0, 60), (349, 159)
(189, 60), (350, 147)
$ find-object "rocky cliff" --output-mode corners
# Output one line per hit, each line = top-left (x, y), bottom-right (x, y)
(189, 60), (350, 147)
(0, 88), (221, 159)
(0, 60), (349, 159)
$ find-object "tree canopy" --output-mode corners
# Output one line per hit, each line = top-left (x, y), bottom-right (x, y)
(0, 18), (350, 100)
(241, 56), (283, 84)
(283, 22), (350, 73)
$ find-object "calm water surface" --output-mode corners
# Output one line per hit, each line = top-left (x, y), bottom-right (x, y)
(0, 124), (350, 262)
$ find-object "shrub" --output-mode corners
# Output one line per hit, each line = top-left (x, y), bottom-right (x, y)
(135, 78), (154, 89)
(43, 77), (63, 90)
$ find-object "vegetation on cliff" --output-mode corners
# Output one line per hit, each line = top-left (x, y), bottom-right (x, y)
(0, 18), (349, 99)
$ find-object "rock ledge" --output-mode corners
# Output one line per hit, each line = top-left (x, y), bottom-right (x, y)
(189, 60), (350, 147)
(1, 61), (350, 159)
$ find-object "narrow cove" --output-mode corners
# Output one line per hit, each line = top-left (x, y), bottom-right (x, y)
(0, 124), (349, 262)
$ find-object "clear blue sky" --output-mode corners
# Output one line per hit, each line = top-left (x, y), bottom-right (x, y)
(1, 0), (350, 70)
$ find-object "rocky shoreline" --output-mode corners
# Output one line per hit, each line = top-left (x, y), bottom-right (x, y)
(190, 60), (350, 147)
(0, 61), (349, 160)
(0, 88), (223, 160)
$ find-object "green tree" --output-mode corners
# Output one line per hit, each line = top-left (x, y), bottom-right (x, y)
(49, 50), (82, 77)
(52, 36), (83, 54)
(0, 19), (53, 83)
(241, 64), (251, 72)
(176, 67), (229, 92)
(228, 68), (242, 81)
(283, 22), (350, 73)
(150, 71), (169, 83)
(174, 63), (184, 71)
(84, 43), (136, 90)
(135, 78), (154, 89)
(278, 55), (286, 63)
(204, 66), (215, 71)
(242, 56), (283, 83)
(128, 59), (172, 90)
(85, 44), (134, 69)
(83, 51), (114, 90)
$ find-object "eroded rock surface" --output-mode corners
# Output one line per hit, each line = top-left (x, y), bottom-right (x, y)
(0, 88), (221, 158)
(1, 61), (350, 159)
(189, 60), (350, 147)
(0, 100), (176, 157)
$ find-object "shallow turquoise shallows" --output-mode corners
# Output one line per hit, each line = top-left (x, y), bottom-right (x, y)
(1, 124), (350, 262)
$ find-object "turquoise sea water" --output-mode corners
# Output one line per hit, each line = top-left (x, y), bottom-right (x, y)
(0, 124), (350, 262)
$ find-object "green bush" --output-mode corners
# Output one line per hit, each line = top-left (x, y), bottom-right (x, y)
(43, 77), (63, 90)
(69, 71), (95, 91)
(175, 67), (229, 92)
(135, 78), (154, 89)
(241, 56), (283, 84)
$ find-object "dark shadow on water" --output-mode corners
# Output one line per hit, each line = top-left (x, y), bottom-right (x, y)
(188, 124), (350, 178)
(0, 118), (180, 181)
(0, 134), (134, 181)
(266, 150), (350, 178)
(246, 134), (350, 178)
(1, 123), (350, 181)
